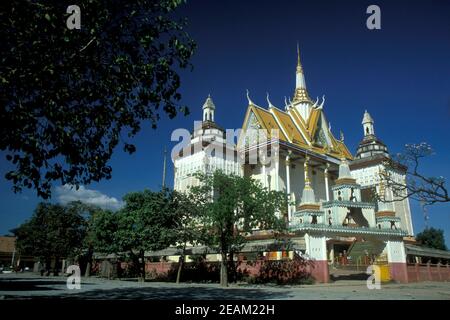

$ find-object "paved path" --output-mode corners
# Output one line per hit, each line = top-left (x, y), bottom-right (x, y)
(0, 273), (449, 300)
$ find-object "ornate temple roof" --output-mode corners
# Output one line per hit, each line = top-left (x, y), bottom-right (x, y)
(238, 47), (352, 160)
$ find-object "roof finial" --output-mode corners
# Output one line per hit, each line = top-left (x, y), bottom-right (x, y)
(266, 92), (275, 109)
(246, 89), (254, 105)
(317, 95), (325, 109)
(312, 97), (319, 108)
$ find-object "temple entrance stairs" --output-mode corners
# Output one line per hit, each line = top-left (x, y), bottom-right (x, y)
(346, 238), (386, 266)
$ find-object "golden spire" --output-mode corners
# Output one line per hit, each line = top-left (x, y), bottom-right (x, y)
(296, 42), (303, 74)
(293, 43), (311, 103)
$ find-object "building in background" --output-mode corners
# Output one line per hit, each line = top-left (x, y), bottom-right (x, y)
(173, 95), (241, 193)
(0, 236), (16, 269)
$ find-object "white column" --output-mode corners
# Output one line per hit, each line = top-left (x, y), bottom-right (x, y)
(274, 158), (280, 191)
(329, 245), (335, 266)
(304, 233), (327, 261)
(324, 163), (330, 201)
(386, 240), (407, 263)
(261, 164), (266, 188)
(286, 155), (292, 222)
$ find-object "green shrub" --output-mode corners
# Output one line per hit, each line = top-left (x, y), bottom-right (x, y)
(246, 259), (314, 285)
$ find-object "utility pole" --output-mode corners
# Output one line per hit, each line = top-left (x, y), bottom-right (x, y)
(162, 147), (167, 189)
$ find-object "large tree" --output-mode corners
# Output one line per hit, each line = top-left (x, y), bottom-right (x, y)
(416, 227), (447, 251)
(0, 1), (196, 198)
(190, 171), (287, 287)
(12, 201), (87, 275)
(380, 143), (449, 206)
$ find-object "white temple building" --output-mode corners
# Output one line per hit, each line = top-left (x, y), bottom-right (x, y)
(173, 95), (241, 193)
(172, 46), (420, 283)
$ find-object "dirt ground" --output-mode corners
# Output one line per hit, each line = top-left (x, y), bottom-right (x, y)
(0, 273), (449, 300)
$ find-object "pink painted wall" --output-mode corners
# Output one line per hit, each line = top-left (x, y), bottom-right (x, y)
(406, 263), (450, 282)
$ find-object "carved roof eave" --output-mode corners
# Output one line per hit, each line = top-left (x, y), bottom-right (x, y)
(293, 210), (324, 217)
(322, 200), (376, 209)
(331, 183), (361, 191)
(288, 224), (407, 237)
(376, 216), (401, 222)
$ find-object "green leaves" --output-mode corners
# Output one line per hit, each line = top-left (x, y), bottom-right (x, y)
(190, 171), (288, 252)
(416, 227), (447, 251)
(111, 189), (179, 253)
(0, 1), (196, 198)
(188, 171), (288, 286)
(13, 201), (88, 260)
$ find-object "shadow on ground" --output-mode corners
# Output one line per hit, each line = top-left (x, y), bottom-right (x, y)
(330, 273), (369, 281)
(0, 277), (94, 292)
(3, 283), (291, 300)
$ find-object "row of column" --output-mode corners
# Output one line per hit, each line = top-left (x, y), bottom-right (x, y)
(256, 152), (332, 222)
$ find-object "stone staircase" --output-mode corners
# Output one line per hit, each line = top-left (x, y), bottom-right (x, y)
(346, 239), (386, 265)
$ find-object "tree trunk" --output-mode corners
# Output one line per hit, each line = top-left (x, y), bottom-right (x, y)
(176, 243), (187, 284)
(85, 262), (91, 277)
(85, 245), (93, 277)
(220, 252), (228, 287)
(45, 258), (51, 276)
(229, 251), (236, 283)
(53, 257), (59, 276)
(138, 250), (145, 282)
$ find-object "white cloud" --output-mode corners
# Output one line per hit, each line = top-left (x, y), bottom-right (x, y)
(55, 184), (124, 211)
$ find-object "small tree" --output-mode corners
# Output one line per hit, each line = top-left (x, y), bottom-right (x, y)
(190, 171), (287, 287)
(13, 201), (87, 275)
(416, 227), (447, 251)
(380, 143), (449, 206)
(171, 190), (205, 283)
(83, 206), (119, 276)
(114, 189), (178, 281)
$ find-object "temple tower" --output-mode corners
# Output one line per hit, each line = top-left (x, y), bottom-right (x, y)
(350, 110), (414, 235)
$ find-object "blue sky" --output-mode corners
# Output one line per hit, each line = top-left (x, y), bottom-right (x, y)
(1, 0), (449, 246)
